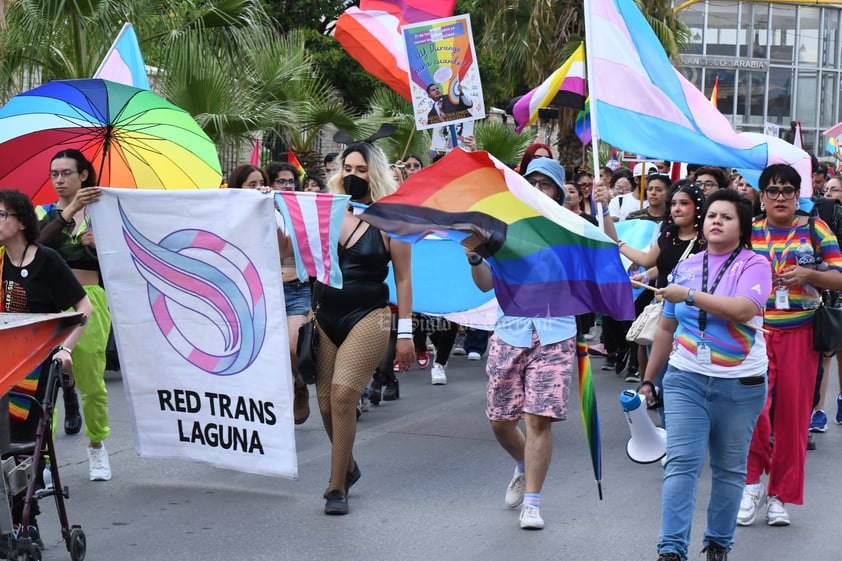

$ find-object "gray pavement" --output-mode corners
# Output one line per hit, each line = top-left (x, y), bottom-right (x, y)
(38, 347), (841, 561)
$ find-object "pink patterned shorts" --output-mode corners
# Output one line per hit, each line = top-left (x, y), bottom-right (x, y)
(485, 332), (574, 422)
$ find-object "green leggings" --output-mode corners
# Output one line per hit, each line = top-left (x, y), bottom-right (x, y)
(69, 285), (111, 443)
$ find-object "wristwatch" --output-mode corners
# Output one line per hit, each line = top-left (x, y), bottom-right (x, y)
(685, 288), (696, 306)
(468, 254), (483, 266)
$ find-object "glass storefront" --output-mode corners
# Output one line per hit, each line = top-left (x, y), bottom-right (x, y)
(677, 1), (842, 156)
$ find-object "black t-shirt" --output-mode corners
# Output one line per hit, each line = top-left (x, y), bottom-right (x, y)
(656, 235), (704, 289)
(2, 244), (86, 313)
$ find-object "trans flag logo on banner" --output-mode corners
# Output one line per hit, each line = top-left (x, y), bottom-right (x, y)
(119, 202), (267, 376)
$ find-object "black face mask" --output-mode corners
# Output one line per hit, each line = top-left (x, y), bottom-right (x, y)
(343, 174), (369, 200)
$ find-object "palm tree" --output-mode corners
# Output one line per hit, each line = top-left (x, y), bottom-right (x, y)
(364, 88), (432, 165)
(0, 1), (364, 175)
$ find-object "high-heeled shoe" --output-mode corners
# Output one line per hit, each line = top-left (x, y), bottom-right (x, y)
(382, 378), (400, 401)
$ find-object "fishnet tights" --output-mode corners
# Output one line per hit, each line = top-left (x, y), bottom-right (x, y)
(315, 306), (390, 492)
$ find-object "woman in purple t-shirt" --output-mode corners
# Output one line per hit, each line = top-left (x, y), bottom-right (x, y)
(639, 189), (772, 561)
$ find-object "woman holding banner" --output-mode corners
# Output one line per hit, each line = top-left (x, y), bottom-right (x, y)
(314, 141), (414, 515)
(36, 149), (113, 482)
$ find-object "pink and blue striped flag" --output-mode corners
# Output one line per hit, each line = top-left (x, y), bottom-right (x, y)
(275, 192), (350, 288)
(586, 0), (767, 168)
(361, 148), (635, 320)
(93, 22), (150, 90)
(513, 44), (586, 133)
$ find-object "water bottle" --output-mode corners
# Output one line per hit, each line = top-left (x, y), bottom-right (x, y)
(795, 238), (821, 309)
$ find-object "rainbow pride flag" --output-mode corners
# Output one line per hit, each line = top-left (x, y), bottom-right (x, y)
(362, 149), (635, 320)
(288, 149), (306, 181)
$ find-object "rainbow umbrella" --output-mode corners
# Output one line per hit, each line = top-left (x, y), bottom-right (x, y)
(577, 339), (603, 500)
(0, 78), (222, 204)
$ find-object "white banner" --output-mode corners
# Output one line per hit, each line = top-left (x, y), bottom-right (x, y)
(89, 189), (296, 478)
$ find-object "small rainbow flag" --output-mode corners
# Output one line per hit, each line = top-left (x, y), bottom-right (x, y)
(361, 148), (635, 320)
(575, 97), (592, 145)
(288, 149), (306, 182)
(577, 339), (603, 500)
(709, 76), (719, 109)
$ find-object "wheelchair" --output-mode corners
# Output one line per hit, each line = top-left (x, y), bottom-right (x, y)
(1, 357), (86, 561)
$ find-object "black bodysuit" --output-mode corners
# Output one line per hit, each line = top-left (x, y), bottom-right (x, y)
(313, 224), (390, 346)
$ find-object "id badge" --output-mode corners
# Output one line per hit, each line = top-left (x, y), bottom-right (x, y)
(775, 287), (790, 310)
(696, 342), (711, 364)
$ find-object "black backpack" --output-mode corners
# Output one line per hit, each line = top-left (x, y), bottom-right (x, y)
(810, 198), (842, 243)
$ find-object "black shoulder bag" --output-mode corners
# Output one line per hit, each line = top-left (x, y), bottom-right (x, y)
(808, 218), (842, 353)
(296, 282), (322, 385)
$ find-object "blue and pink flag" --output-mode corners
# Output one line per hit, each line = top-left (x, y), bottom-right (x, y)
(275, 192), (350, 288)
(361, 148), (635, 320)
(585, 0), (768, 169)
(93, 22), (150, 90)
(513, 44), (586, 133)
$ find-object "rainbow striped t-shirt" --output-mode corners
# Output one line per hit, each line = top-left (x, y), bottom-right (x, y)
(750, 217), (842, 329)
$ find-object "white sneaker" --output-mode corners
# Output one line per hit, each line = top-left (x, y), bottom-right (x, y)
(519, 504), (544, 529)
(88, 445), (112, 481)
(431, 363), (447, 385)
(737, 482), (765, 526)
(467, 352), (481, 361)
(504, 469), (525, 508)
(766, 496), (790, 526)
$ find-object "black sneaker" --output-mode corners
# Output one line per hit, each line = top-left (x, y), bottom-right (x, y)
(614, 349), (629, 375)
(702, 542), (728, 561)
(624, 368), (640, 383)
(657, 553), (681, 561)
(324, 490), (349, 515)
(601, 358), (616, 371)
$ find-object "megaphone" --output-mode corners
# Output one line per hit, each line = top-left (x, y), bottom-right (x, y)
(619, 389), (666, 464)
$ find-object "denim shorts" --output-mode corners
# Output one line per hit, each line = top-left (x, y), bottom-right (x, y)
(283, 282), (311, 317)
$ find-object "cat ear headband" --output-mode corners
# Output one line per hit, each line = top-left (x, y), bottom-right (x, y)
(333, 123), (395, 145)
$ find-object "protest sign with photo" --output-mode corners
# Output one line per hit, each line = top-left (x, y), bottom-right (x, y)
(402, 14), (484, 131)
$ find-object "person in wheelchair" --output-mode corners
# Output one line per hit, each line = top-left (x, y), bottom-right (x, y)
(1, 189), (92, 544)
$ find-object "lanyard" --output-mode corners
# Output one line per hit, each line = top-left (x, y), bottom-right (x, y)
(698, 247), (742, 333)
(761, 218), (799, 275)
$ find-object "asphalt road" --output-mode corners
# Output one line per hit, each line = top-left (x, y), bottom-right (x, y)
(35, 347), (842, 561)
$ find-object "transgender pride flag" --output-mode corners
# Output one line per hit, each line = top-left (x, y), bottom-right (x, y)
(362, 149), (635, 320)
(93, 22), (150, 90)
(275, 192), (350, 289)
(584, 0), (768, 169)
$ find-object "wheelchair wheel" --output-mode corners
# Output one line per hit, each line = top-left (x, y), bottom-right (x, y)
(69, 528), (86, 561)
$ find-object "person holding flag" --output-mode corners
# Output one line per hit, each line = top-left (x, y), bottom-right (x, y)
(466, 158), (578, 531)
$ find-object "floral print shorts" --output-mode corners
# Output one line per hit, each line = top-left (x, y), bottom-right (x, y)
(485, 332), (574, 422)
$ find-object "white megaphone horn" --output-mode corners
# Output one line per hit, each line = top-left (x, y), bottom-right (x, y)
(619, 389), (666, 464)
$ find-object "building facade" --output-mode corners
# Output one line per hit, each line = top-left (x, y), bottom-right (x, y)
(676, 1), (841, 158)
